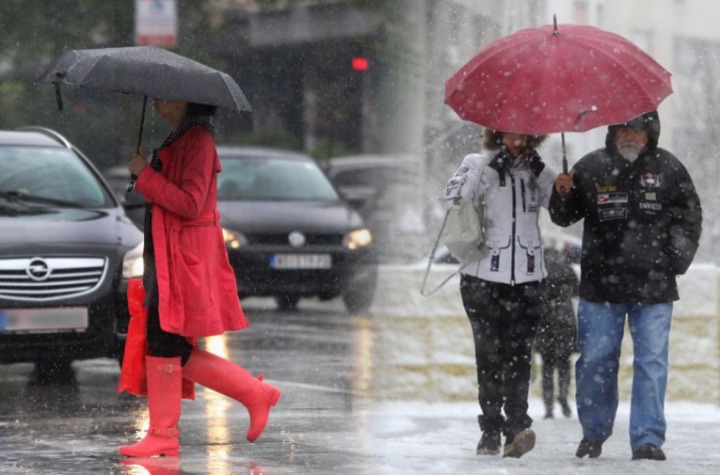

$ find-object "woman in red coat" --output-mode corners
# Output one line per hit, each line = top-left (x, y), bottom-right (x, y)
(120, 99), (281, 457)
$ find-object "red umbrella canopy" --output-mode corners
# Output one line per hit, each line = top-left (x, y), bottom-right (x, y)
(445, 22), (673, 135)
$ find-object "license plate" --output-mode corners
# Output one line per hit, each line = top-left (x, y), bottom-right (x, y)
(0, 308), (88, 333)
(270, 254), (332, 269)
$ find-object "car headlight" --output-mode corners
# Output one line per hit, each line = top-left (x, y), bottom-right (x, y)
(222, 227), (248, 249)
(343, 228), (372, 250)
(122, 240), (144, 279)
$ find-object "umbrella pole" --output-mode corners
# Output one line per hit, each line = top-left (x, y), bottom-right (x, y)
(561, 132), (568, 174)
(127, 96), (148, 193)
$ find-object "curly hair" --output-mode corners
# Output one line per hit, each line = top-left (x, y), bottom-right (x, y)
(482, 128), (547, 151)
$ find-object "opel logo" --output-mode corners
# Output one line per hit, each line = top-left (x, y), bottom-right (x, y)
(27, 258), (51, 281)
(288, 231), (306, 248)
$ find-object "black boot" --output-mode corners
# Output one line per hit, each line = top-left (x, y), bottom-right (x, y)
(576, 438), (604, 458)
(477, 431), (501, 455)
(632, 444), (666, 461)
(477, 415), (503, 456)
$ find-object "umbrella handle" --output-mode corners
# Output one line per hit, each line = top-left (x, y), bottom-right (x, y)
(127, 96), (148, 193)
(561, 132), (568, 174)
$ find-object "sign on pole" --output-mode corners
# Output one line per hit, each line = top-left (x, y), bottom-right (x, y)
(135, 0), (177, 47)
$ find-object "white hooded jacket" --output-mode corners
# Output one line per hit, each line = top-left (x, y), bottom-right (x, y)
(445, 152), (557, 285)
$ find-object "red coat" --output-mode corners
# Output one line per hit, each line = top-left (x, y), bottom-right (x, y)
(135, 126), (248, 337)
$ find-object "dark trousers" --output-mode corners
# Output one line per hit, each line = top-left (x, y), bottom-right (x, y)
(541, 352), (571, 410)
(460, 275), (544, 436)
(146, 306), (193, 366)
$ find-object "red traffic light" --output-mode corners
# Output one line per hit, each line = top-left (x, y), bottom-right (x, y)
(351, 57), (369, 71)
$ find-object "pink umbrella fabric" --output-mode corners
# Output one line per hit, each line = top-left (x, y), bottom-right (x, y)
(445, 22), (673, 136)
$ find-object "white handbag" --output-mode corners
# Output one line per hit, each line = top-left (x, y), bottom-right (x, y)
(443, 195), (487, 263)
(420, 179), (487, 296)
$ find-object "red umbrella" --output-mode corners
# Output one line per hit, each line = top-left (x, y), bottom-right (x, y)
(445, 18), (673, 170)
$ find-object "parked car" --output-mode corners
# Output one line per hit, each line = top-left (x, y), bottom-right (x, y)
(0, 127), (143, 379)
(102, 166), (146, 230)
(323, 154), (427, 264)
(216, 146), (377, 313)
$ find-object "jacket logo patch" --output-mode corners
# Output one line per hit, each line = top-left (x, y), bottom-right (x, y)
(599, 208), (628, 221)
(639, 202), (662, 211)
(597, 192), (628, 204)
(640, 172), (662, 188)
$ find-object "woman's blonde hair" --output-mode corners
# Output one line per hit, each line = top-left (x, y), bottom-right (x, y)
(482, 129), (547, 151)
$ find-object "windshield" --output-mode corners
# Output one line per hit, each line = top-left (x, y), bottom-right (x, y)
(0, 146), (113, 208)
(218, 155), (340, 202)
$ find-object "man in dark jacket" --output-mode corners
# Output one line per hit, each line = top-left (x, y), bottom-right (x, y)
(549, 110), (702, 462)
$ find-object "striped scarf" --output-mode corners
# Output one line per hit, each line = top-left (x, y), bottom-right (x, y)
(150, 114), (216, 172)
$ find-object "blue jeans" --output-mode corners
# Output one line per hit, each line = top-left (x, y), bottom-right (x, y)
(575, 299), (672, 452)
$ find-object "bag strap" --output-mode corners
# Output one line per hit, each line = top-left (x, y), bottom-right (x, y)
(420, 159), (489, 297)
(419, 206), (469, 297)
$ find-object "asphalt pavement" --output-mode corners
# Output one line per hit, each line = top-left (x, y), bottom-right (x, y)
(1, 297), (719, 475)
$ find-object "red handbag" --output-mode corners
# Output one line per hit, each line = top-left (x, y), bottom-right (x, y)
(118, 279), (196, 400)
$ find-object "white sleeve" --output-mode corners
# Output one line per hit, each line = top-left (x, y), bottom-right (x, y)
(444, 154), (490, 203)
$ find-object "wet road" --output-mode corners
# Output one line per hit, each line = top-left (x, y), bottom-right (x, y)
(3, 297), (720, 475)
(0, 298), (377, 475)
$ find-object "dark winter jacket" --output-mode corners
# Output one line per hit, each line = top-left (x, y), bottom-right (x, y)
(549, 112), (702, 304)
(534, 248), (578, 359)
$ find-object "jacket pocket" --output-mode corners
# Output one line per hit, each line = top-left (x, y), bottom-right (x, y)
(487, 235), (511, 273)
(517, 236), (541, 276)
(174, 224), (216, 314)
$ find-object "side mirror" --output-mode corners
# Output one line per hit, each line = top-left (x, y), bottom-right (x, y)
(345, 196), (367, 210)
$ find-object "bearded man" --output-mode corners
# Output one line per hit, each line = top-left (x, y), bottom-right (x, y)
(549, 111), (702, 462)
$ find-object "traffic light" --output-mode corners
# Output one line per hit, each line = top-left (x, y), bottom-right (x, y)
(351, 56), (369, 71)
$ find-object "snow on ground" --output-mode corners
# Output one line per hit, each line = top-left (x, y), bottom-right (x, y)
(359, 397), (720, 475)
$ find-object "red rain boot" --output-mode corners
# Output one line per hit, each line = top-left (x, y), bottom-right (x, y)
(120, 356), (182, 457)
(183, 347), (281, 442)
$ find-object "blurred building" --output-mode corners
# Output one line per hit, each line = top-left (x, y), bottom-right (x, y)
(210, 1), (388, 159)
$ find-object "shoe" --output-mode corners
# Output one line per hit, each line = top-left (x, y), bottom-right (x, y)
(559, 399), (572, 418)
(632, 444), (666, 461)
(183, 347), (281, 442)
(119, 357), (182, 457)
(476, 432), (501, 455)
(544, 411), (554, 420)
(576, 438), (603, 458)
(503, 429), (536, 458)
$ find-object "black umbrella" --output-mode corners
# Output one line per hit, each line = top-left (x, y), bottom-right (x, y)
(37, 46), (252, 190)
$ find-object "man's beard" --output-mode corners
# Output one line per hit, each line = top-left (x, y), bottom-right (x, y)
(617, 141), (644, 162)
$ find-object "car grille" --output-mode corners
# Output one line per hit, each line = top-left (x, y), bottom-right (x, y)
(0, 257), (107, 302)
(249, 233), (344, 246)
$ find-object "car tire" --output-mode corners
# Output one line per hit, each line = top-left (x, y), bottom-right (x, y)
(342, 286), (375, 314)
(275, 294), (301, 311)
(31, 358), (76, 385)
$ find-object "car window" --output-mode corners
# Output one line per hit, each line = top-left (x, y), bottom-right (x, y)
(218, 156), (340, 201)
(0, 146), (112, 208)
(332, 168), (387, 187)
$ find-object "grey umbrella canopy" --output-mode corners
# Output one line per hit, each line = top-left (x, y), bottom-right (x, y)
(37, 46), (252, 191)
(37, 46), (252, 112)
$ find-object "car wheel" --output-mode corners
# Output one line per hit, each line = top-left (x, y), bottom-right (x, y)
(275, 294), (301, 311)
(31, 358), (76, 385)
(342, 286), (375, 314)
(116, 344), (126, 369)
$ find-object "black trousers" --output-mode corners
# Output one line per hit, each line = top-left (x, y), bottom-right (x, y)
(540, 352), (571, 409)
(146, 306), (193, 366)
(460, 275), (545, 436)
